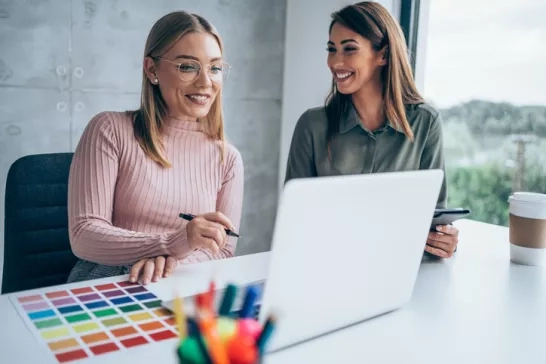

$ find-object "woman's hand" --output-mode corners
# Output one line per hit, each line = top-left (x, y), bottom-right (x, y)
(129, 256), (178, 285)
(186, 212), (235, 255)
(425, 225), (459, 258)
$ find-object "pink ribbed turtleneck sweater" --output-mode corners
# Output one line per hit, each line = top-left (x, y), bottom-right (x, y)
(68, 111), (244, 266)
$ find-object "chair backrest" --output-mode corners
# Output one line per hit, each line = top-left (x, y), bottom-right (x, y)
(2, 153), (78, 294)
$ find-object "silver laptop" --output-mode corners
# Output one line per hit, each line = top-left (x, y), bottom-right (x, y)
(259, 169), (444, 352)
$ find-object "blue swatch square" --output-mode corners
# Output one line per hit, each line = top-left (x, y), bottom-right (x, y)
(110, 296), (134, 305)
(57, 305), (84, 314)
(133, 293), (157, 301)
(28, 309), (56, 320)
(85, 300), (109, 310)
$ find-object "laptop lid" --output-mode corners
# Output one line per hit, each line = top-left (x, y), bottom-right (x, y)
(259, 169), (444, 352)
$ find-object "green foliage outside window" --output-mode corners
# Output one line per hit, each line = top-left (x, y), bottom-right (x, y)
(437, 100), (546, 226)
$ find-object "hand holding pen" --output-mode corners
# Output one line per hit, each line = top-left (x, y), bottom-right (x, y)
(180, 212), (240, 255)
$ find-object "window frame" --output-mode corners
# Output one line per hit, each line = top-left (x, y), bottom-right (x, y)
(398, 0), (431, 92)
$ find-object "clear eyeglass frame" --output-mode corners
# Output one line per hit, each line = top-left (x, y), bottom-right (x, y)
(156, 56), (231, 83)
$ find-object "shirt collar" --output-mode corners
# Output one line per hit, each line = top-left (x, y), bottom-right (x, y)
(339, 101), (402, 135)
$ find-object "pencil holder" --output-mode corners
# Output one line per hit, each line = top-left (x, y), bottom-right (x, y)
(173, 281), (275, 364)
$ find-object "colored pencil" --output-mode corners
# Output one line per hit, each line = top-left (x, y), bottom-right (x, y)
(257, 314), (276, 356)
(197, 309), (230, 364)
(173, 294), (187, 341)
(219, 284), (237, 316)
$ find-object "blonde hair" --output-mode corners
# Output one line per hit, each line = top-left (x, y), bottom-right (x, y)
(325, 1), (424, 143)
(132, 11), (225, 168)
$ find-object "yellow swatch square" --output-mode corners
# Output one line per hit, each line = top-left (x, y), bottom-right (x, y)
(41, 327), (70, 340)
(129, 312), (153, 322)
(72, 322), (99, 333)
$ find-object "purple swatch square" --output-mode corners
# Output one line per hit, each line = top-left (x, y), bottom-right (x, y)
(23, 301), (50, 312)
(77, 293), (101, 302)
(52, 297), (76, 306)
(102, 290), (123, 298)
(125, 286), (147, 294)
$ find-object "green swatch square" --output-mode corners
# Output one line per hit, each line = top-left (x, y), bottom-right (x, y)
(102, 317), (127, 327)
(143, 300), (162, 309)
(119, 304), (142, 313)
(93, 308), (117, 318)
(34, 317), (63, 329)
(65, 313), (91, 323)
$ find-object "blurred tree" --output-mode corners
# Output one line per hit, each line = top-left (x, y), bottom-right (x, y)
(447, 161), (546, 226)
(434, 99), (546, 226)
(439, 100), (546, 138)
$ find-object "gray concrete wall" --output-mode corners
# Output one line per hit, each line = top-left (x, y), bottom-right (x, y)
(0, 0), (286, 287)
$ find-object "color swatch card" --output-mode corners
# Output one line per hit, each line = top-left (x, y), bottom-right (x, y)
(10, 280), (178, 363)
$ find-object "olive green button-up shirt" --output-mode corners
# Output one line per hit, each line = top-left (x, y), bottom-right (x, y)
(284, 102), (447, 208)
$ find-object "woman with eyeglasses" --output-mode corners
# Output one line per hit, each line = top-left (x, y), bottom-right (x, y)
(285, 1), (459, 259)
(67, 11), (244, 284)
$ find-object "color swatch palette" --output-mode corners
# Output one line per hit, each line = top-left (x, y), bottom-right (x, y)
(10, 280), (178, 363)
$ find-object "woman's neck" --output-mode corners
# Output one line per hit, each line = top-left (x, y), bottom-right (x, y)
(351, 82), (385, 132)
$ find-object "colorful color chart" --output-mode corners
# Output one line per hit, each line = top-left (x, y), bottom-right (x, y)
(10, 280), (178, 363)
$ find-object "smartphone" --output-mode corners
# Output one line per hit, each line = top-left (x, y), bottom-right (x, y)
(430, 208), (471, 229)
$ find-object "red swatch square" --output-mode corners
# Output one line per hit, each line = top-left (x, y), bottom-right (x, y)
(46, 291), (69, 299)
(150, 330), (177, 342)
(95, 283), (117, 291)
(116, 281), (139, 288)
(55, 349), (88, 362)
(90, 342), (120, 355)
(120, 336), (148, 348)
(71, 287), (93, 295)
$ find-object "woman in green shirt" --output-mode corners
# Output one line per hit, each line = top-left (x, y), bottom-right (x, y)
(285, 1), (459, 258)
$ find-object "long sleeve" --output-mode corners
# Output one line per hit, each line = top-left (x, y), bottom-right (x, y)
(68, 113), (192, 266)
(284, 109), (318, 184)
(178, 147), (245, 264)
(419, 112), (448, 208)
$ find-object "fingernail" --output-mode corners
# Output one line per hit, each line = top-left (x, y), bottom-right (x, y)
(153, 275), (159, 281)
(129, 277), (135, 283)
(436, 226), (443, 232)
(143, 279), (149, 285)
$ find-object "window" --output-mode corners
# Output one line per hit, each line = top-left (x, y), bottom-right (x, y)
(421, 0), (546, 226)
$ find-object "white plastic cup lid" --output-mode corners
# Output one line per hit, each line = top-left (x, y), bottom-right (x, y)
(508, 192), (546, 204)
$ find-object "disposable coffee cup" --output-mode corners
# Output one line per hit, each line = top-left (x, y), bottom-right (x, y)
(508, 192), (546, 266)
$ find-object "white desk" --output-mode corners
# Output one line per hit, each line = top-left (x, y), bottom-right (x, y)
(264, 219), (546, 364)
(0, 252), (270, 364)
(1, 220), (545, 364)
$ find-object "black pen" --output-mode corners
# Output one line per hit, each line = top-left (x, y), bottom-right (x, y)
(178, 213), (240, 238)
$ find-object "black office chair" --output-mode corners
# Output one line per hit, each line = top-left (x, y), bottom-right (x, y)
(2, 153), (78, 294)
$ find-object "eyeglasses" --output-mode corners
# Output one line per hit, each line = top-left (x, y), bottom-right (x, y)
(156, 57), (231, 83)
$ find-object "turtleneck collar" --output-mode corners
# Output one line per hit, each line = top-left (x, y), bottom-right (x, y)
(164, 117), (203, 132)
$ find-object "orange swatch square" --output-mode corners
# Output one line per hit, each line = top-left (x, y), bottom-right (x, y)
(48, 338), (79, 351)
(164, 317), (176, 326)
(71, 287), (93, 295)
(139, 321), (164, 332)
(153, 308), (172, 317)
(46, 291), (69, 299)
(17, 295), (42, 303)
(110, 326), (138, 338)
(81, 331), (109, 344)
(95, 283), (117, 291)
